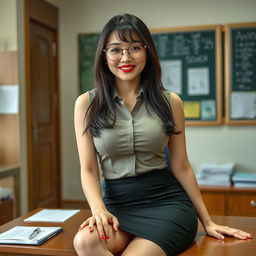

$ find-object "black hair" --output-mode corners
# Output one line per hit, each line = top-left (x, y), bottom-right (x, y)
(84, 13), (179, 137)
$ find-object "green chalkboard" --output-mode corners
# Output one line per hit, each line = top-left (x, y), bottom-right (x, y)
(231, 27), (256, 92)
(79, 33), (100, 94)
(225, 23), (256, 124)
(151, 25), (223, 125)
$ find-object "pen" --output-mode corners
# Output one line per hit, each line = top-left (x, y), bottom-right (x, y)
(28, 227), (41, 240)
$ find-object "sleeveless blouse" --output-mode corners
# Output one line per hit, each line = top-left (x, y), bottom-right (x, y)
(89, 88), (170, 179)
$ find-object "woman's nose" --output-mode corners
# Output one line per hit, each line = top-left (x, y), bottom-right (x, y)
(120, 49), (132, 61)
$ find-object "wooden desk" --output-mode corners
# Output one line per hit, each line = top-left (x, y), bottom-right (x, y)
(0, 165), (20, 217)
(0, 209), (255, 256)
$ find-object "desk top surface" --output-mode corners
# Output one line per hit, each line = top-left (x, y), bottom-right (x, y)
(0, 209), (255, 256)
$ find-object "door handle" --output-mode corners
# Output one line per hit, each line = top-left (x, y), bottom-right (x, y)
(32, 120), (43, 141)
(250, 200), (256, 207)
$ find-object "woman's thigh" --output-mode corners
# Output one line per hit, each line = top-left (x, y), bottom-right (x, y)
(74, 224), (133, 254)
(121, 237), (167, 256)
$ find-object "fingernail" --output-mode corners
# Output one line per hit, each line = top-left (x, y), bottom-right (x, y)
(100, 235), (105, 240)
(89, 226), (93, 231)
(106, 236), (110, 241)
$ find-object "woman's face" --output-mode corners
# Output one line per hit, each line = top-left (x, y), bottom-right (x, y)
(104, 31), (146, 86)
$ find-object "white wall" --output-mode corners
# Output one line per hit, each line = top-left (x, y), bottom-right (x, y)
(59, 0), (256, 200)
(0, 0), (17, 51)
(16, 0), (28, 215)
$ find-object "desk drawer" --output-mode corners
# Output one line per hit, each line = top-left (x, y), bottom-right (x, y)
(227, 194), (256, 216)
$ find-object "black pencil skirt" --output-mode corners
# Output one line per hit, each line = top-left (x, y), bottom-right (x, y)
(103, 168), (198, 256)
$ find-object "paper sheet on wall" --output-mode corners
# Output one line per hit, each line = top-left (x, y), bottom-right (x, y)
(184, 101), (200, 118)
(201, 100), (216, 120)
(0, 85), (19, 114)
(187, 67), (209, 96)
(160, 60), (182, 94)
(231, 91), (256, 119)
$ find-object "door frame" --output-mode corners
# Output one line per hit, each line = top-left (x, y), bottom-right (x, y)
(25, 0), (61, 210)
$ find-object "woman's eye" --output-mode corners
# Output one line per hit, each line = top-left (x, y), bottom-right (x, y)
(130, 46), (142, 52)
(110, 48), (121, 54)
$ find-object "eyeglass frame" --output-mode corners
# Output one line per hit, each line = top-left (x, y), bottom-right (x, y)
(103, 43), (147, 61)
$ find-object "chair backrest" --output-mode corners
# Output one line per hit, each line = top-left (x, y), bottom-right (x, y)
(164, 146), (171, 170)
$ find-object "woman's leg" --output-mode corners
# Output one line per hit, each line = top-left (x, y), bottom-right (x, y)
(73, 225), (133, 256)
(121, 237), (167, 256)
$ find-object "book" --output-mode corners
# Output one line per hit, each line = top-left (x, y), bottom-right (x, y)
(0, 226), (63, 245)
(24, 209), (80, 222)
(233, 181), (256, 188)
(232, 172), (256, 182)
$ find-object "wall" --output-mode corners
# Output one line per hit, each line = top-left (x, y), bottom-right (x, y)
(59, 0), (256, 200)
(0, 0), (17, 51)
(16, 0), (28, 215)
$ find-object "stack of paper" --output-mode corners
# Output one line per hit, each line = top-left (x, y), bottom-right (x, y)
(196, 163), (235, 186)
(232, 172), (256, 187)
(24, 209), (80, 222)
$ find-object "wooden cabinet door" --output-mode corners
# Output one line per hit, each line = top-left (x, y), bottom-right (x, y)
(201, 192), (226, 215)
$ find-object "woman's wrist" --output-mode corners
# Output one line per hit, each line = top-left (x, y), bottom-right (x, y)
(90, 204), (107, 214)
(201, 217), (214, 229)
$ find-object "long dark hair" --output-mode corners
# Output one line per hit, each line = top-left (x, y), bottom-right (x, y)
(85, 14), (178, 137)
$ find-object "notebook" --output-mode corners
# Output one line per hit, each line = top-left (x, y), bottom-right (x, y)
(0, 226), (63, 245)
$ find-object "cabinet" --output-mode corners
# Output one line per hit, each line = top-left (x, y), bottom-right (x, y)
(0, 51), (20, 219)
(200, 186), (256, 216)
(0, 198), (14, 225)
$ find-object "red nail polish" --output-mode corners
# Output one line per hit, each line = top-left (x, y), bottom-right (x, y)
(100, 235), (105, 240)
(106, 236), (110, 240)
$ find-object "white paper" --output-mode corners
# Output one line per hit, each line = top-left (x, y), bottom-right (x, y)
(24, 209), (80, 222)
(160, 60), (182, 94)
(231, 91), (256, 119)
(188, 67), (209, 96)
(0, 85), (19, 114)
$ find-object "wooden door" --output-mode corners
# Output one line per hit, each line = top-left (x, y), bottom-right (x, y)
(29, 20), (60, 209)
(26, 0), (61, 210)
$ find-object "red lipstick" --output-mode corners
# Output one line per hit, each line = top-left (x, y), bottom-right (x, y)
(119, 65), (135, 73)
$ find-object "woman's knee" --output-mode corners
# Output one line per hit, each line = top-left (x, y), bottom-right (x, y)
(73, 229), (101, 253)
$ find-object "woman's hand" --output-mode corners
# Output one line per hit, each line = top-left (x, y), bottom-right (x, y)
(78, 209), (119, 241)
(204, 220), (252, 240)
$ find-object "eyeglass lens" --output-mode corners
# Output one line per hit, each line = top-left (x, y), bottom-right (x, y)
(106, 44), (145, 60)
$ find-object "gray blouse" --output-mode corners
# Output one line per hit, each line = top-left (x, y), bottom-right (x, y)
(89, 88), (170, 179)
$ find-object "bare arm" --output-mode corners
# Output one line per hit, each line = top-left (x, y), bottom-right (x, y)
(74, 93), (119, 239)
(168, 92), (252, 240)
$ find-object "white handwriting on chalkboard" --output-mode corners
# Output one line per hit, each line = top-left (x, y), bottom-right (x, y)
(235, 31), (256, 41)
(172, 34), (190, 56)
(186, 55), (208, 64)
(233, 29), (256, 90)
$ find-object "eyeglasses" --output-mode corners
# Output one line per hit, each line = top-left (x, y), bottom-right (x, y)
(104, 44), (146, 61)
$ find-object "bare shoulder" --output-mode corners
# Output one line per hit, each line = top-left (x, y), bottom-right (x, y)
(74, 92), (90, 113)
(169, 92), (183, 109)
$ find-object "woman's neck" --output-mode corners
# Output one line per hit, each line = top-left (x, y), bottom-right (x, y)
(115, 79), (141, 99)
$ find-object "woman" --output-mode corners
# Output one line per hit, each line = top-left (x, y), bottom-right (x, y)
(73, 14), (252, 256)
